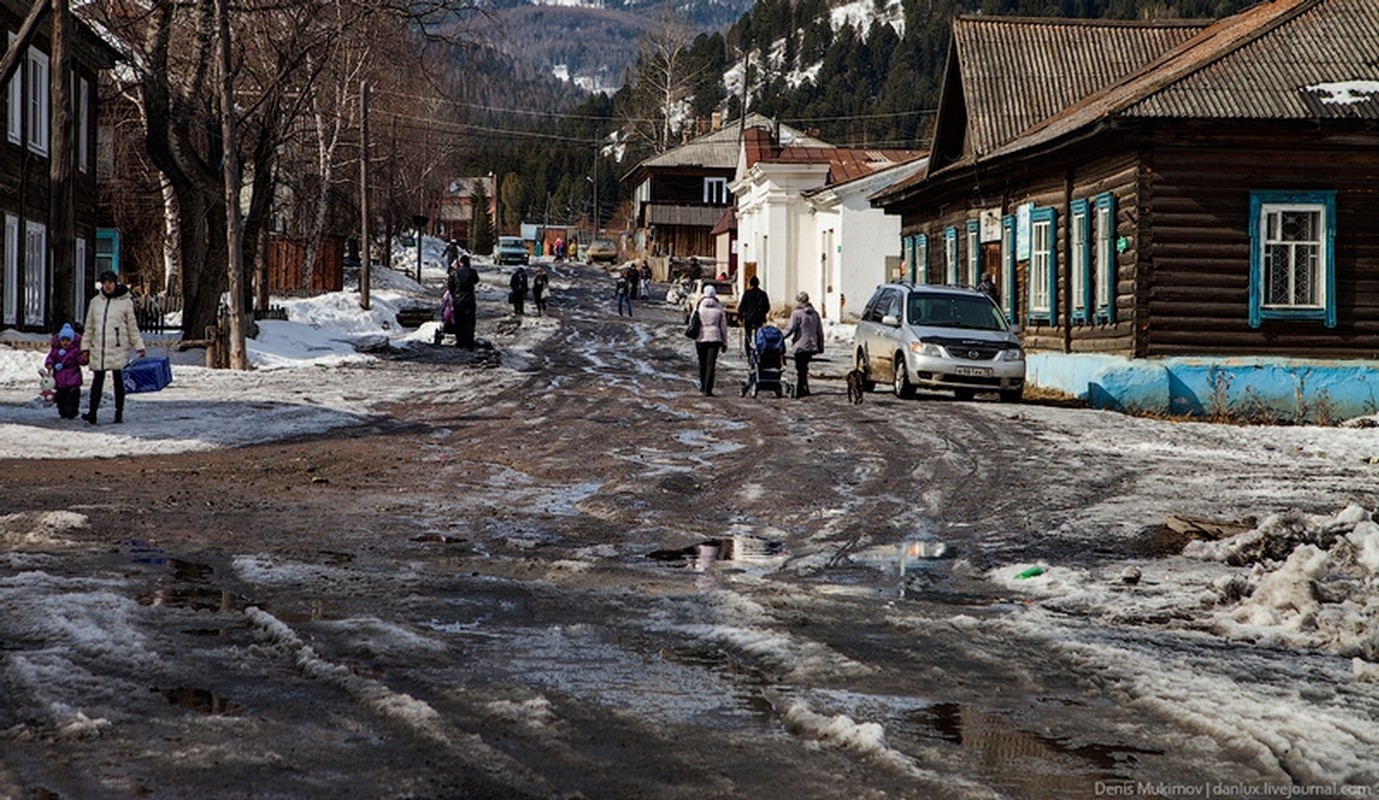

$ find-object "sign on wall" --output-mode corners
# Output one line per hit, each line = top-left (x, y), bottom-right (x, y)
(979, 208), (1002, 243)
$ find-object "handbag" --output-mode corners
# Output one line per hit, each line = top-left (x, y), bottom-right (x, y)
(684, 309), (702, 339)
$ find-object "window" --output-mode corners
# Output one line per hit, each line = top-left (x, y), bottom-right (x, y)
(1027, 207), (1057, 324)
(24, 220), (46, 325)
(965, 220), (980, 287)
(1001, 214), (1017, 322)
(1249, 190), (1335, 328)
(944, 227), (958, 284)
(26, 48), (48, 156)
(6, 33), (19, 144)
(916, 234), (928, 284)
(703, 177), (728, 205)
(3, 214), (17, 324)
(1070, 199), (1090, 323)
(1093, 193), (1117, 323)
(78, 77), (89, 173)
(96, 229), (120, 279)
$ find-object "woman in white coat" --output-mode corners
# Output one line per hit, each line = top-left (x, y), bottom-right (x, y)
(81, 270), (145, 424)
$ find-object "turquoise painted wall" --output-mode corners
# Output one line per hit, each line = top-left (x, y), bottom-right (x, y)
(1027, 353), (1379, 423)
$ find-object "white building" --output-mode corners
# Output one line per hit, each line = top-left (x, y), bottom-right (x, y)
(731, 124), (926, 321)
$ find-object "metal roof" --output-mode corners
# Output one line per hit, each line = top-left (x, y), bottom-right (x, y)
(634, 114), (830, 172)
(954, 16), (1208, 156)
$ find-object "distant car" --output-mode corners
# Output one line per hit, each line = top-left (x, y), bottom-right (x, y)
(683, 278), (739, 326)
(585, 238), (619, 264)
(494, 236), (529, 266)
(853, 282), (1024, 402)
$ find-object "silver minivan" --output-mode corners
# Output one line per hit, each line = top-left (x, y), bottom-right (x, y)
(853, 283), (1025, 402)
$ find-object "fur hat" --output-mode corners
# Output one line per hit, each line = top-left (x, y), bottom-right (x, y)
(703, 285), (717, 298)
(98, 270), (118, 284)
(58, 323), (75, 340)
(796, 291), (810, 304)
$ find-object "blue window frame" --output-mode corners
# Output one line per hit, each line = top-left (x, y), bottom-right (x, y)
(95, 229), (120, 278)
(1070, 199), (1091, 324)
(1248, 190), (1336, 328)
(1094, 192), (1117, 324)
(1001, 214), (1017, 322)
(944, 226), (958, 285)
(1027, 207), (1057, 325)
(965, 219), (980, 287)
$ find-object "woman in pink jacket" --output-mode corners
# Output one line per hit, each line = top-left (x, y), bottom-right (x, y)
(693, 285), (730, 396)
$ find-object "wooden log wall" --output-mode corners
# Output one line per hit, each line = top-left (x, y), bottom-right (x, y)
(1144, 139), (1379, 358)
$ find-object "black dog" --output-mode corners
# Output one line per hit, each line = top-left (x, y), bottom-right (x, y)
(845, 369), (866, 404)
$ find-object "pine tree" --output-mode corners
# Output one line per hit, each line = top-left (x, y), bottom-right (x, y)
(470, 179), (495, 256)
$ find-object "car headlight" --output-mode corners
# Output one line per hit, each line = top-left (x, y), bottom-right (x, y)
(1001, 346), (1024, 361)
(910, 341), (943, 357)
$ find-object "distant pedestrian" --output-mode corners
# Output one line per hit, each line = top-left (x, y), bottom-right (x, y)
(692, 285), (729, 396)
(615, 275), (633, 317)
(81, 270), (145, 424)
(44, 322), (84, 420)
(442, 239), (460, 270)
(688, 257), (703, 282)
(509, 266), (528, 316)
(639, 260), (652, 301)
(448, 255), (480, 349)
(738, 275), (770, 355)
(781, 291), (824, 399)
(623, 264), (641, 302)
(978, 271), (999, 305)
(532, 266), (549, 316)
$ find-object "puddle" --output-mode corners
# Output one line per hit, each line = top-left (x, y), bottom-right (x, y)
(159, 686), (243, 715)
(851, 539), (950, 571)
(138, 586), (249, 612)
(412, 533), (467, 544)
(170, 559), (213, 581)
(913, 702), (1161, 791)
(647, 536), (785, 571)
(124, 539), (167, 566)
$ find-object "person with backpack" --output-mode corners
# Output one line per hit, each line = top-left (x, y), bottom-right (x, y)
(509, 266), (528, 316)
(781, 291), (825, 398)
(448, 255), (480, 350)
(738, 275), (770, 355)
(615, 274), (633, 317)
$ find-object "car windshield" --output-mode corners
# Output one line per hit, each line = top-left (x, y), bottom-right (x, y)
(705, 281), (734, 296)
(499, 237), (522, 248)
(594, 239), (615, 249)
(907, 293), (1007, 331)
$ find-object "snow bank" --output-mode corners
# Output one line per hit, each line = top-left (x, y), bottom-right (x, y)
(1188, 504), (1379, 664)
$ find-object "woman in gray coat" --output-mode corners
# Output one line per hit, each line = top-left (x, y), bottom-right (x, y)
(81, 270), (145, 424)
(781, 291), (824, 398)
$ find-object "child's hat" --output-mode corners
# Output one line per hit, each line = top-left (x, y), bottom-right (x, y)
(59, 323), (75, 340)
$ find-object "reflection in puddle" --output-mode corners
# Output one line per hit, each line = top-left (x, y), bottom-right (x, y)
(913, 702), (1161, 796)
(138, 586), (248, 612)
(850, 540), (951, 598)
(170, 559), (213, 581)
(159, 686), (243, 715)
(648, 536), (785, 571)
(125, 539), (167, 566)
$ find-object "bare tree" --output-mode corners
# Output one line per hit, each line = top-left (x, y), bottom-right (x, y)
(618, 9), (702, 154)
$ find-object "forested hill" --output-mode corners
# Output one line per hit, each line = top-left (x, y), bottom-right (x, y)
(727, 0), (1256, 148)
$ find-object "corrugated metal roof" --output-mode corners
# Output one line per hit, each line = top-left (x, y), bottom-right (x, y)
(1130, 0), (1379, 118)
(988, 0), (1379, 159)
(636, 114), (830, 171)
(955, 16), (1207, 155)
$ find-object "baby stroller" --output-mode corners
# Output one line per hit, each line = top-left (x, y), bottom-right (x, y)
(741, 325), (790, 398)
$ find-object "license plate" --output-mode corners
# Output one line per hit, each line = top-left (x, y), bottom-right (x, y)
(954, 366), (993, 378)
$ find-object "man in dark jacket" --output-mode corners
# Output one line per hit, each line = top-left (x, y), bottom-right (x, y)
(737, 276), (770, 355)
(448, 255), (480, 349)
(509, 267), (528, 316)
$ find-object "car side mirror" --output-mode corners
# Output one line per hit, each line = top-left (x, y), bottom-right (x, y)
(881, 314), (901, 327)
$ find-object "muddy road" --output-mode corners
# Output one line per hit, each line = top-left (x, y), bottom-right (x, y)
(3, 263), (1375, 799)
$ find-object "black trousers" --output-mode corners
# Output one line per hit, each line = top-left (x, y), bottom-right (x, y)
(696, 342), (722, 395)
(55, 386), (81, 419)
(793, 352), (814, 397)
(88, 369), (125, 418)
(455, 303), (477, 349)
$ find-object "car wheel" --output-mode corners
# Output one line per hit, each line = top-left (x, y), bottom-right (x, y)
(954, 389), (976, 401)
(999, 387), (1023, 404)
(855, 349), (876, 392)
(893, 356), (915, 399)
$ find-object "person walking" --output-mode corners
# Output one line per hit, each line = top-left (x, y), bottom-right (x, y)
(693, 285), (730, 396)
(615, 274), (634, 317)
(737, 275), (770, 355)
(442, 239), (461, 270)
(81, 270), (145, 424)
(44, 322), (84, 420)
(509, 266), (528, 316)
(531, 266), (549, 316)
(622, 263), (641, 302)
(781, 291), (824, 398)
(639, 260), (652, 302)
(448, 255), (480, 350)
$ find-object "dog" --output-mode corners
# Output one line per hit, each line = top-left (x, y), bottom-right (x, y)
(844, 368), (866, 404)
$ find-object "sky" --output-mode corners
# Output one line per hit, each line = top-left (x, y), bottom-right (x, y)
(4, 235), (1379, 786)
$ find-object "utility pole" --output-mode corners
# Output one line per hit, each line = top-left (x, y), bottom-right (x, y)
(358, 81), (370, 310)
(216, 0), (247, 369)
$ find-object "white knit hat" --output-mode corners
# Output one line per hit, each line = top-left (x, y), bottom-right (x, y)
(703, 285), (717, 297)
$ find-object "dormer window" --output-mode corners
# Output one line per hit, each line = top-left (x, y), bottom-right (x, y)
(704, 177), (729, 205)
